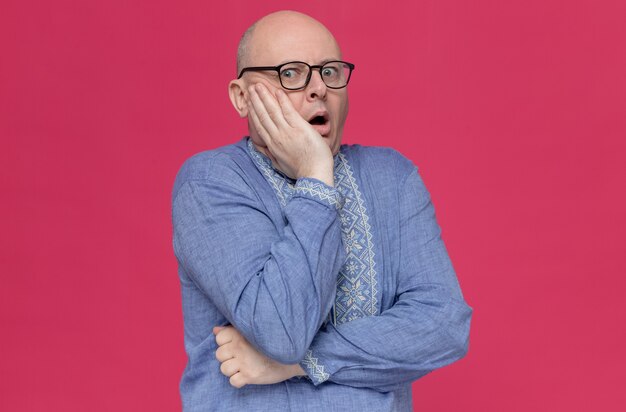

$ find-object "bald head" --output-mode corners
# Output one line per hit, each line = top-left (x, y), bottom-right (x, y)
(236, 23), (257, 75)
(236, 11), (341, 74)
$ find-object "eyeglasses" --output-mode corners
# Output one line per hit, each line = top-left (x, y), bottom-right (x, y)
(237, 60), (355, 90)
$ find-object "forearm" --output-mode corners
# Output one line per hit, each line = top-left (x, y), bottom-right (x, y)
(301, 287), (472, 391)
(174, 176), (345, 363)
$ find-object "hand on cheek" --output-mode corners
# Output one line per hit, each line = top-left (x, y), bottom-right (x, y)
(245, 83), (334, 186)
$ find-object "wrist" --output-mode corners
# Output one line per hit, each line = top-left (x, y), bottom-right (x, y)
(299, 167), (334, 187)
(289, 363), (306, 378)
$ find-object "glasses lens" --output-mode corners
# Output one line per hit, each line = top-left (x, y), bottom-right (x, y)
(321, 62), (352, 88)
(279, 62), (310, 89)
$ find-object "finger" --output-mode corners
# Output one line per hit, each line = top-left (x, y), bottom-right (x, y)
(276, 88), (305, 128)
(220, 358), (240, 378)
(247, 103), (272, 145)
(212, 326), (225, 335)
(215, 345), (234, 362)
(229, 372), (247, 389)
(254, 83), (289, 129)
(215, 327), (234, 346)
(249, 85), (280, 138)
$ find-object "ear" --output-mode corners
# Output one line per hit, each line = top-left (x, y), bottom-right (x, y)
(228, 79), (248, 118)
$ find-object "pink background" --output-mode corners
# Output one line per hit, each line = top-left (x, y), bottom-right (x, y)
(2, 1), (625, 410)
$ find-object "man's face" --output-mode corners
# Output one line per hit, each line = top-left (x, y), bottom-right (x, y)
(240, 18), (349, 155)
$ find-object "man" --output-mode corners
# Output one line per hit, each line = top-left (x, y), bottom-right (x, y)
(172, 10), (472, 411)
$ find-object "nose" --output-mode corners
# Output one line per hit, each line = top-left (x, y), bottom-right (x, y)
(305, 70), (327, 101)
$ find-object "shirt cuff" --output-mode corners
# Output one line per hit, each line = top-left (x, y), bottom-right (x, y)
(292, 177), (345, 210)
(299, 349), (331, 385)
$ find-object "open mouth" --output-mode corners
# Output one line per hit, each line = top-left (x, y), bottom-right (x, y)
(307, 112), (331, 136)
(308, 115), (328, 125)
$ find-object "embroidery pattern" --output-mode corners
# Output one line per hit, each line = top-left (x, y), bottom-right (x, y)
(302, 350), (330, 384)
(332, 153), (378, 324)
(294, 179), (345, 209)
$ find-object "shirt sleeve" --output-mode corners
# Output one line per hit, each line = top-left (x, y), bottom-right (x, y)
(299, 169), (473, 392)
(172, 174), (345, 364)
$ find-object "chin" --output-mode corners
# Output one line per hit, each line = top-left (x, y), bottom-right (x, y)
(328, 134), (341, 154)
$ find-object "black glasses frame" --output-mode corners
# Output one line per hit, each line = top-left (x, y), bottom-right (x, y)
(237, 60), (355, 90)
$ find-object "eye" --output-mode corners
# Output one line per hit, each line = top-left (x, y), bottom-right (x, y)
(322, 66), (339, 78)
(280, 67), (301, 79)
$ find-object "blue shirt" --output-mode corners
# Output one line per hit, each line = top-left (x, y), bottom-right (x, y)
(172, 137), (472, 411)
